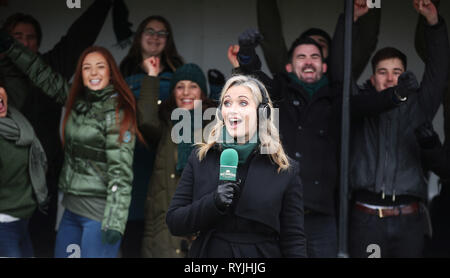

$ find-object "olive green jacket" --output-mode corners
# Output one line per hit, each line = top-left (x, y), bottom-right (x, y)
(137, 75), (186, 257)
(4, 42), (135, 234)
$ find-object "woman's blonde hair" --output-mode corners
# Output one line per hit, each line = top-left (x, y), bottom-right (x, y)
(197, 75), (290, 172)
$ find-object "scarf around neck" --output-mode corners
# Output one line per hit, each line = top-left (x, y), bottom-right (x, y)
(288, 72), (329, 97)
(0, 106), (48, 207)
(221, 126), (258, 165)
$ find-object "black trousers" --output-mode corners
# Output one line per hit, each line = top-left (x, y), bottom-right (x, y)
(349, 207), (425, 258)
(304, 211), (338, 258)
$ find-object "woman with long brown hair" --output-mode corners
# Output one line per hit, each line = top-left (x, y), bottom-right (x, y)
(1, 40), (141, 257)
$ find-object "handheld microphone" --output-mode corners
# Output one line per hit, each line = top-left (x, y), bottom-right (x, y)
(219, 148), (239, 181)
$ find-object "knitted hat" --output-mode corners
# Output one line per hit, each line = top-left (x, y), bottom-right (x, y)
(169, 63), (208, 97)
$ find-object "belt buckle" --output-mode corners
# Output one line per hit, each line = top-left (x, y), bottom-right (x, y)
(378, 208), (384, 218)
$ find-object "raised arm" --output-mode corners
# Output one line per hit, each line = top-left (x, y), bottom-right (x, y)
(137, 57), (163, 145)
(414, 0), (440, 61)
(352, 0), (381, 80)
(329, 1), (380, 84)
(257, 0), (288, 75)
(42, 0), (112, 79)
(3, 39), (70, 105)
(414, 0), (449, 120)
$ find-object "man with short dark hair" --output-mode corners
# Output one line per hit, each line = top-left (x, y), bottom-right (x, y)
(347, 0), (449, 258)
(235, 8), (405, 257)
(3, 13), (42, 54)
(256, 0), (380, 80)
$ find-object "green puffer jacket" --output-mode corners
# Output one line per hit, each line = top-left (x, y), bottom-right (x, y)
(4, 42), (135, 234)
(137, 75), (185, 258)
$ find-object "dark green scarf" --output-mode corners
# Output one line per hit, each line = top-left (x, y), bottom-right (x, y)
(173, 109), (198, 175)
(221, 126), (258, 165)
(288, 73), (329, 97)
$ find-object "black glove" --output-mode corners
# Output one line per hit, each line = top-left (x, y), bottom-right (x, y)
(415, 122), (441, 149)
(238, 29), (263, 49)
(237, 29), (263, 71)
(395, 71), (419, 100)
(238, 28), (263, 56)
(101, 229), (122, 245)
(0, 29), (14, 53)
(213, 182), (240, 212)
(208, 69), (225, 86)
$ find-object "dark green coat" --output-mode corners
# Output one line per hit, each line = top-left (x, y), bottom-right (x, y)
(4, 42), (135, 234)
(137, 75), (185, 258)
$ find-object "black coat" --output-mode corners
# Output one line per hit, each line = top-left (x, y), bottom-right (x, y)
(166, 147), (306, 258)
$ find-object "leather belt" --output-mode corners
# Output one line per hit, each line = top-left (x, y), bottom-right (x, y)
(355, 202), (419, 218)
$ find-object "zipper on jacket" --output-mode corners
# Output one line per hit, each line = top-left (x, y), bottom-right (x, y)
(381, 118), (391, 199)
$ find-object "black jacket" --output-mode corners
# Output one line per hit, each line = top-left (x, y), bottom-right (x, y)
(166, 148), (306, 258)
(350, 18), (450, 200)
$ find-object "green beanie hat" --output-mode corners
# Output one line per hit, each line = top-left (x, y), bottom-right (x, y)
(169, 63), (208, 97)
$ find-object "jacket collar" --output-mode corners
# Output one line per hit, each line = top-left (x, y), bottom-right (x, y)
(84, 84), (116, 102)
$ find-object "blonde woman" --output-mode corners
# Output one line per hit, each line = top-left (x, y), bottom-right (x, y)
(166, 75), (306, 258)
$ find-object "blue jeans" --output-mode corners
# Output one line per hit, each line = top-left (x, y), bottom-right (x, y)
(0, 219), (34, 257)
(54, 210), (121, 258)
(304, 211), (338, 258)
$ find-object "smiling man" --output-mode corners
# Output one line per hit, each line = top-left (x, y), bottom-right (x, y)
(348, 0), (449, 258)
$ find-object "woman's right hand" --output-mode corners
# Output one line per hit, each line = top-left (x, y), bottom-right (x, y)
(143, 56), (160, 77)
(213, 182), (240, 211)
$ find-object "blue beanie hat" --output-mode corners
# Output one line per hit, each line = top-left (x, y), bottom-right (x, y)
(169, 63), (208, 97)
